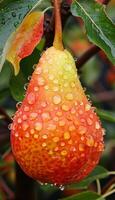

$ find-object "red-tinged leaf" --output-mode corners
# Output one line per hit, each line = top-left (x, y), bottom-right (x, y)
(0, 11), (44, 75)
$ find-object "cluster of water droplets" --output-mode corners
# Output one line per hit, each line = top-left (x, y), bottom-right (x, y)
(38, 181), (65, 191)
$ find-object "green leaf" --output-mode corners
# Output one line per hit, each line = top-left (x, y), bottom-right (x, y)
(10, 69), (26, 102)
(59, 191), (105, 200)
(0, 0), (51, 57)
(97, 109), (115, 123)
(67, 166), (108, 189)
(71, 0), (115, 64)
(9, 48), (40, 101)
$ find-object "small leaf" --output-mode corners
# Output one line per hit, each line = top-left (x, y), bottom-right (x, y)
(0, 0), (52, 75)
(67, 166), (108, 189)
(97, 109), (115, 123)
(0, 11), (44, 75)
(59, 191), (105, 200)
(71, 0), (115, 64)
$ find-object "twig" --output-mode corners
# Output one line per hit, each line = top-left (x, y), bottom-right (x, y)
(0, 178), (14, 200)
(92, 90), (115, 102)
(96, 179), (101, 195)
(76, 45), (100, 68)
(102, 188), (115, 198)
(102, 176), (115, 194)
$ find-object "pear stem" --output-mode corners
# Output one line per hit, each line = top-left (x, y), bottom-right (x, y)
(53, 0), (64, 50)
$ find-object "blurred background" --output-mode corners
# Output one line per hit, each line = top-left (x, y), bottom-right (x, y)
(0, 0), (115, 199)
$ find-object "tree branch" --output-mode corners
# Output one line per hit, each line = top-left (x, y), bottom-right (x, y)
(76, 45), (100, 69)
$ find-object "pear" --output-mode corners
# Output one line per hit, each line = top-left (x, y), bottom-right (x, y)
(11, 46), (104, 185)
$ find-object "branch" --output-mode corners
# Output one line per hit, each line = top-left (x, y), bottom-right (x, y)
(102, 177), (115, 194)
(0, 178), (14, 200)
(76, 45), (100, 69)
(92, 91), (115, 102)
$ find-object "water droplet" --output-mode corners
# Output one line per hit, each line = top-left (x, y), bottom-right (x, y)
(78, 126), (87, 135)
(53, 86), (59, 92)
(38, 77), (45, 86)
(33, 64), (37, 70)
(60, 142), (65, 146)
(16, 102), (22, 109)
(42, 142), (47, 147)
(54, 147), (59, 151)
(17, 118), (22, 124)
(53, 137), (59, 142)
(12, 12), (16, 17)
(86, 136), (94, 147)
(42, 112), (50, 121)
(27, 93), (35, 104)
(35, 122), (42, 131)
(59, 120), (65, 126)
(22, 115), (27, 120)
(42, 134), (48, 139)
(22, 122), (29, 131)
(71, 108), (76, 114)
(66, 93), (73, 101)
(87, 118), (93, 125)
(69, 125), (76, 131)
(62, 105), (69, 111)
(30, 113), (38, 120)
(56, 111), (62, 116)
(35, 67), (42, 74)
(79, 144), (85, 151)
(47, 124), (56, 131)
(14, 22), (19, 27)
(30, 129), (35, 134)
(41, 101), (47, 108)
(25, 132), (30, 138)
(48, 150), (53, 155)
(102, 128), (106, 136)
(71, 82), (75, 88)
(34, 134), (38, 139)
(8, 123), (12, 130)
(59, 185), (65, 191)
(24, 106), (29, 112)
(61, 150), (67, 156)
(24, 83), (29, 90)
(81, 136), (85, 141)
(15, 133), (19, 137)
(85, 104), (91, 111)
(64, 132), (70, 140)
(34, 87), (39, 92)
(28, 76), (32, 81)
(53, 95), (61, 105)
(95, 122), (100, 129)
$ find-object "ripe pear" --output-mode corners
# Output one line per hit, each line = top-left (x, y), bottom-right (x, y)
(11, 46), (104, 186)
